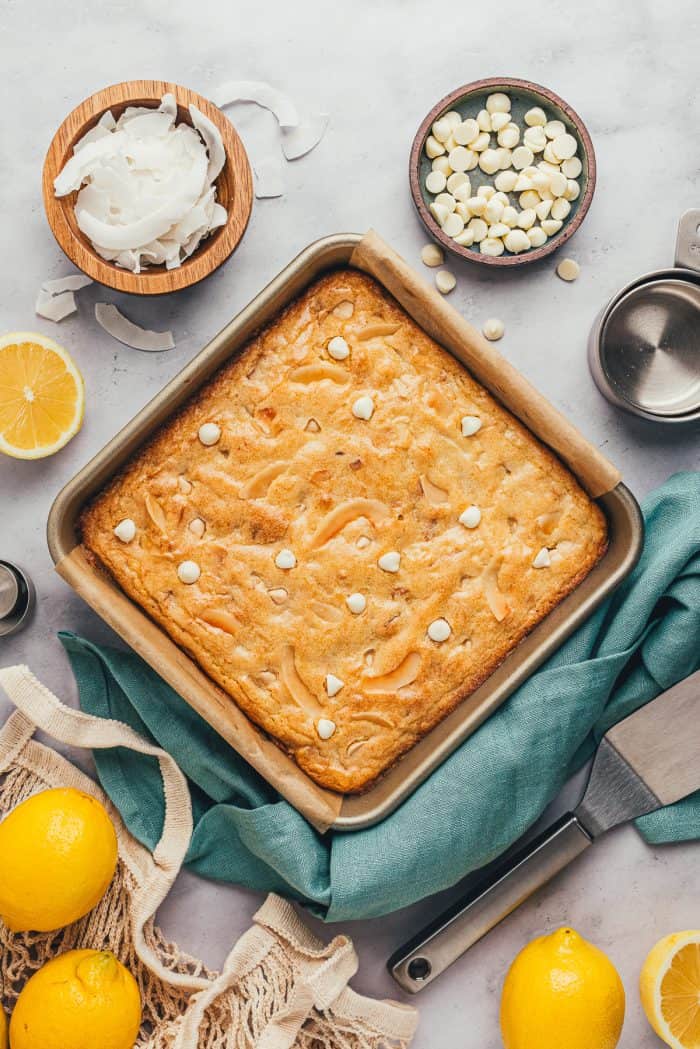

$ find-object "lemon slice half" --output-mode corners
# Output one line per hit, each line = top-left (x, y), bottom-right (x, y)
(0, 332), (85, 459)
(640, 931), (700, 1049)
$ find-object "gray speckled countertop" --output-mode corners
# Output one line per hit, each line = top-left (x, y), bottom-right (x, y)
(1, 0), (698, 1044)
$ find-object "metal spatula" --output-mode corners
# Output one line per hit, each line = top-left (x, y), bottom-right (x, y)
(389, 669), (700, 993)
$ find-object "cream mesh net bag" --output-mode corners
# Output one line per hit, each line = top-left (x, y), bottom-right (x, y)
(0, 666), (418, 1049)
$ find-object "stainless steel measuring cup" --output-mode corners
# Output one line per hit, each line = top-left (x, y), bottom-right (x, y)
(0, 562), (34, 637)
(589, 210), (700, 423)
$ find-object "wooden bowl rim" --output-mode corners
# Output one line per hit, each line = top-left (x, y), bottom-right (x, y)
(42, 79), (254, 295)
(409, 76), (597, 268)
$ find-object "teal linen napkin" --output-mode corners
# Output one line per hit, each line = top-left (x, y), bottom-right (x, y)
(58, 472), (700, 921)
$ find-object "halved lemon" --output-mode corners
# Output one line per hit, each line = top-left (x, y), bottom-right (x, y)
(0, 332), (85, 459)
(640, 931), (700, 1048)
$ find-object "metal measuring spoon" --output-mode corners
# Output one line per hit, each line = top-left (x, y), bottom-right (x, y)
(589, 210), (700, 422)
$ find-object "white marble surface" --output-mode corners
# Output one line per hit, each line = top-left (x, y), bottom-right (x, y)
(1, 0), (699, 1045)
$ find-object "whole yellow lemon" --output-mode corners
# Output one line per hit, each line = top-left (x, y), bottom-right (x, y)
(10, 950), (141, 1049)
(0, 787), (117, 932)
(500, 926), (625, 1049)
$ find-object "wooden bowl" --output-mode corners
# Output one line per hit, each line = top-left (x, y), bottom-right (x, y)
(43, 79), (254, 295)
(409, 77), (596, 267)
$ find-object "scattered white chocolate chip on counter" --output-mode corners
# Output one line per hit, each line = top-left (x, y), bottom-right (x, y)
(316, 718), (336, 740)
(352, 394), (375, 420)
(346, 592), (367, 614)
(427, 618), (452, 642)
(327, 336), (350, 360)
(421, 243), (444, 267)
(461, 414), (482, 436)
(533, 547), (552, 568)
(325, 674), (344, 697)
(275, 549), (296, 570)
(482, 317), (505, 341)
(459, 505), (482, 529)
(198, 422), (221, 446)
(557, 257), (581, 282)
(435, 269), (456, 294)
(114, 518), (136, 543)
(189, 517), (206, 537)
(177, 560), (201, 584)
(378, 551), (401, 573)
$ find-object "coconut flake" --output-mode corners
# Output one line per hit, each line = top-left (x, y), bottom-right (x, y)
(212, 80), (300, 128)
(73, 110), (117, 152)
(190, 104), (226, 183)
(95, 303), (175, 352)
(35, 288), (77, 322)
(42, 274), (93, 294)
(281, 112), (329, 160)
(254, 157), (286, 198)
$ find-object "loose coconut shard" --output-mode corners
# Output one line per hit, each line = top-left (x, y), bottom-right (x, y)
(212, 80), (300, 128)
(35, 288), (77, 322)
(95, 303), (175, 352)
(281, 112), (329, 160)
(253, 158), (286, 199)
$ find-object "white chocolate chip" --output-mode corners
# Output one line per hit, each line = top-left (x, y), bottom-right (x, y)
(478, 149), (502, 175)
(488, 223), (510, 239)
(480, 237), (505, 257)
(549, 172), (568, 198)
(444, 110), (462, 130)
(550, 197), (571, 221)
(198, 422), (221, 446)
(432, 117), (451, 142)
(484, 199), (504, 224)
(435, 269), (457, 294)
(523, 126), (547, 152)
(519, 190), (541, 210)
(453, 229), (475, 246)
(535, 198), (553, 220)
(316, 718), (336, 740)
(327, 336), (350, 360)
(542, 218), (563, 236)
(491, 111), (511, 132)
(448, 146), (474, 172)
(454, 118), (479, 145)
(346, 592), (367, 614)
(477, 185), (496, 200)
(275, 549), (296, 570)
(442, 212), (465, 237)
(543, 142), (560, 165)
(325, 674), (344, 697)
(432, 156), (452, 175)
(447, 171), (469, 193)
(552, 133), (577, 160)
(497, 124), (520, 149)
(486, 92), (511, 114)
(356, 536), (371, 549)
(427, 618), (452, 642)
(461, 414), (482, 436)
(562, 156), (582, 178)
(114, 518), (136, 543)
(557, 258), (581, 282)
(469, 218), (489, 243)
(466, 196), (486, 215)
(533, 547), (551, 568)
(514, 174), (533, 192)
(429, 202), (449, 226)
(495, 170), (518, 193)
(517, 208), (537, 230)
(425, 135), (446, 159)
(482, 317), (505, 341)
(527, 226), (547, 248)
(471, 131), (490, 152)
(435, 192), (457, 213)
(425, 170), (447, 194)
(512, 145), (534, 170)
(505, 229), (531, 254)
(421, 243), (444, 267)
(177, 560), (201, 584)
(378, 551), (401, 573)
(525, 106), (547, 127)
(544, 120), (566, 140)
(352, 394), (375, 420)
(188, 517), (206, 537)
(459, 505), (482, 528)
(564, 179), (580, 201)
(502, 206), (519, 228)
(476, 108), (492, 132)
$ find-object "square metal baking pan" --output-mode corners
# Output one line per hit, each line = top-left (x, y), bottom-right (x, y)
(47, 233), (644, 831)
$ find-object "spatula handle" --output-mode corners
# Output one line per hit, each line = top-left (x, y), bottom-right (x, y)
(388, 812), (592, 993)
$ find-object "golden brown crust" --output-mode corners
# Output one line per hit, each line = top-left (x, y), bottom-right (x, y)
(81, 270), (607, 793)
